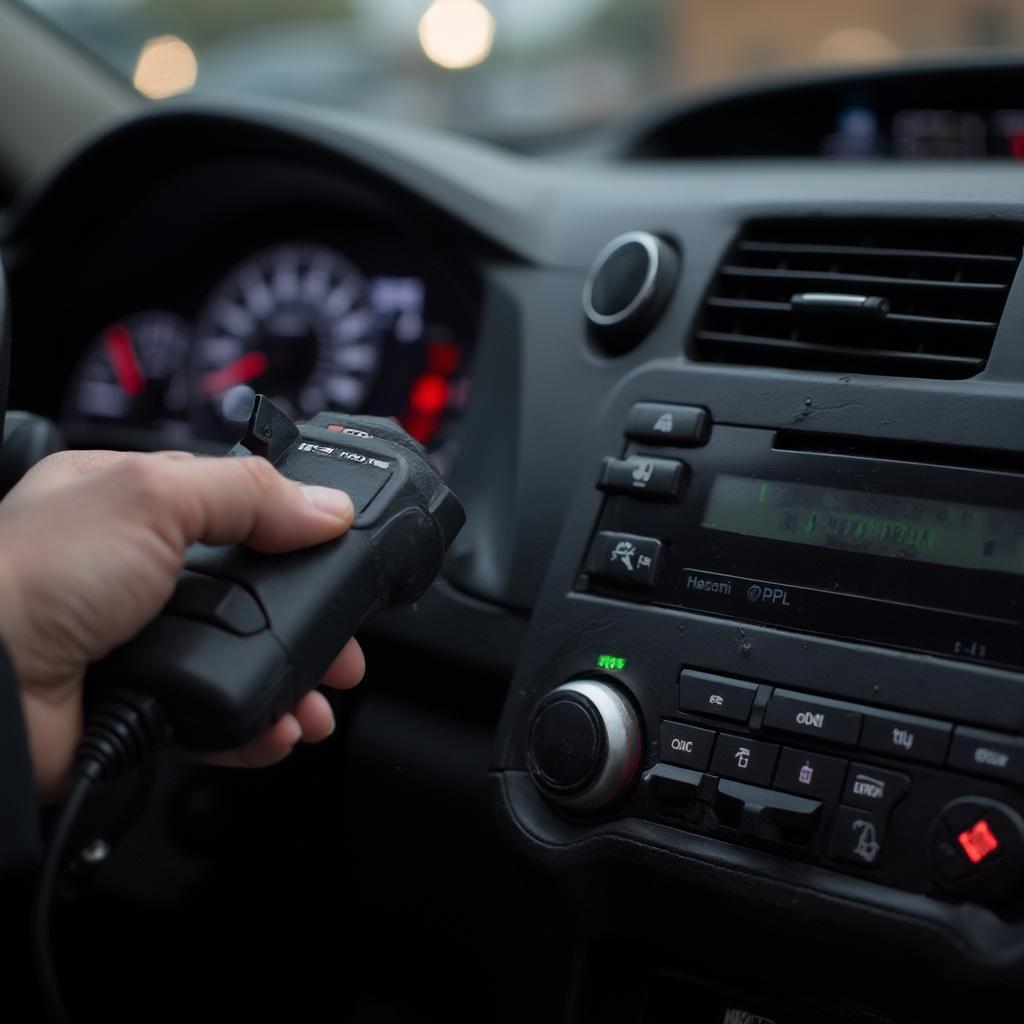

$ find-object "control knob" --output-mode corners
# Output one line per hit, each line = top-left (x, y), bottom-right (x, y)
(526, 680), (642, 812)
(582, 231), (679, 355)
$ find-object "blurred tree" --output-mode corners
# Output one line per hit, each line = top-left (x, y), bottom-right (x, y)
(138, 0), (356, 45)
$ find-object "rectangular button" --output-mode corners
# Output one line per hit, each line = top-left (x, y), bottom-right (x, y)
(586, 531), (663, 591)
(626, 402), (709, 446)
(773, 747), (847, 803)
(947, 727), (1024, 786)
(597, 455), (686, 500)
(830, 806), (885, 868)
(643, 764), (704, 809)
(842, 763), (910, 814)
(660, 720), (716, 771)
(678, 669), (757, 723)
(859, 710), (951, 766)
(763, 690), (862, 746)
(709, 733), (779, 786)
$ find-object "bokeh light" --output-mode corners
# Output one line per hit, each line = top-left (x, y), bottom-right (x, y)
(418, 0), (496, 70)
(132, 34), (198, 99)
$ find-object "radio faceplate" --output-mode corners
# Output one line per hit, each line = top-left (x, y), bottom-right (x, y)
(495, 391), (1024, 976)
(582, 424), (1024, 670)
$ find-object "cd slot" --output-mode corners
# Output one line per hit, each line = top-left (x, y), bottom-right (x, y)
(772, 430), (1024, 475)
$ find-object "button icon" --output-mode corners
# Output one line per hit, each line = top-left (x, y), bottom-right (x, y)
(609, 540), (637, 572)
(892, 727), (915, 751)
(734, 746), (751, 770)
(631, 459), (654, 487)
(798, 761), (815, 786)
(957, 819), (1001, 865)
(832, 805), (885, 867)
(653, 412), (674, 433)
(851, 772), (886, 802)
(852, 818), (881, 864)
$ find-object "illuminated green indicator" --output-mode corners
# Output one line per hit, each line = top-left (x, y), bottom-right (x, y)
(596, 654), (627, 671)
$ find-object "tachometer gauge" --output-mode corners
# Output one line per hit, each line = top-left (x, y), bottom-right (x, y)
(64, 312), (193, 440)
(193, 243), (382, 436)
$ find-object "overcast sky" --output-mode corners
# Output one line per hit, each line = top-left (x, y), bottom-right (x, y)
(27, 0), (611, 45)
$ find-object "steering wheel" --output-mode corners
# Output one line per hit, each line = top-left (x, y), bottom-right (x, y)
(0, 253), (9, 435)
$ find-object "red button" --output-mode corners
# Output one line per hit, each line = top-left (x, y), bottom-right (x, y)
(957, 818), (1000, 865)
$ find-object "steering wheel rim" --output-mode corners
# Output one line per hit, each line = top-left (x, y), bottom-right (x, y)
(0, 254), (9, 437)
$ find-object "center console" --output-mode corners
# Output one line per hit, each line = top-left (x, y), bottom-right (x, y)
(493, 362), (1024, 1007)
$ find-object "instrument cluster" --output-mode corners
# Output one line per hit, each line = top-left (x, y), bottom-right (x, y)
(61, 238), (476, 473)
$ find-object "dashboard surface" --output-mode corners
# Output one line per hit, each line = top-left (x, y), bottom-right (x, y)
(6, 59), (1024, 1024)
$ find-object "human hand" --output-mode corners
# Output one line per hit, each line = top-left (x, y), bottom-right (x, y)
(0, 449), (365, 801)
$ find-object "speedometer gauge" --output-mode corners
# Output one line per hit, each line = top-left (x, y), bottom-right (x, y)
(64, 311), (193, 440)
(194, 243), (382, 436)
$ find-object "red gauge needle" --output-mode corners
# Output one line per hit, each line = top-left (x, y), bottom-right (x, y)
(103, 324), (146, 397)
(199, 351), (269, 397)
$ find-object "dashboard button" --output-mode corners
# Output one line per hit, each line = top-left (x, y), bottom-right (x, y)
(660, 720), (716, 771)
(831, 806), (885, 868)
(859, 709), (951, 766)
(709, 734), (779, 786)
(947, 727), (1024, 786)
(642, 763), (704, 811)
(714, 779), (821, 845)
(763, 690), (861, 746)
(625, 402), (709, 446)
(586, 531), (663, 590)
(842, 763), (910, 814)
(678, 669), (757, 723)
(167, 572), (268, 636)
(597, 455), (686, 500)
(773, 747), (847, 803)
(930, 798), (1024, 903)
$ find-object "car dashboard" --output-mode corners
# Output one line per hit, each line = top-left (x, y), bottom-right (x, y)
(5, 59), (1024, 1024)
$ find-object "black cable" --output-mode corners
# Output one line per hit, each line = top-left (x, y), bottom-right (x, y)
(32, 773), (94, 1024)
(32, 691), (169, 1024)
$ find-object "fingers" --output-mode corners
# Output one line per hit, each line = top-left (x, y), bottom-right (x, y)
(202, 712), (303, 768)
(110, 453), (354, 554)
(292, 689), (335, 743)
(201, 687), (343, 768)
(319, 637), (366, 690)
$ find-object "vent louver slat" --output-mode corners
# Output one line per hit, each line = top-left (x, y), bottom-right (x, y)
(693, 220), (1022, 379)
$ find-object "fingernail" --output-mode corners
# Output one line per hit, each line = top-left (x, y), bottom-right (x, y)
(302, 486), (353, 521)
(282, 715), (303, 747)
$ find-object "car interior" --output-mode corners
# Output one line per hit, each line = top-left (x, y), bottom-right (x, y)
(3, 2), (1024, 1021)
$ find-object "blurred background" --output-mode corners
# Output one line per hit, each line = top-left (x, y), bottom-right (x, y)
(18, 0), (1024, 143)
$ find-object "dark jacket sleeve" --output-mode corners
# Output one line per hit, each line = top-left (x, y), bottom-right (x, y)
(0, 640), (40, 1021)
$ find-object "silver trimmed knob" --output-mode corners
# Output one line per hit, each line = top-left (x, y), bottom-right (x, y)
(526, 680), (642, 812)
(583, 231), (679, 354)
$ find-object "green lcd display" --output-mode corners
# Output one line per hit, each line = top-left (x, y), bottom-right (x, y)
(702, 475), (1024, 576)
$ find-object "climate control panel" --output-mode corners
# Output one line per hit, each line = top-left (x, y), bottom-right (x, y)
(524, 667), (1024, 909)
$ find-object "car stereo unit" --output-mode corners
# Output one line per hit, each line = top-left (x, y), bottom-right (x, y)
(584, 417), (1024, 670)
(498, 399), (1024, 932)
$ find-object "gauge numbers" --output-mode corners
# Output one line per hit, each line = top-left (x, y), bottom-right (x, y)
(194, 242), (382, 435)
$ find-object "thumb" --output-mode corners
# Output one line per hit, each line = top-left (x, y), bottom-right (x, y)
(106, 452), (355, 554)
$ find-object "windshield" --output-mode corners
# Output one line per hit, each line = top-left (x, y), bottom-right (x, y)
(19, 1), (1024, 141)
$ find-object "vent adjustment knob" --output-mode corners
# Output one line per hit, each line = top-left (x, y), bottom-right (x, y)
(583, 231), (679, 354)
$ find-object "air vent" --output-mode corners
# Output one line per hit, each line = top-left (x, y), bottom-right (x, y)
(693, 220), (1022, 378)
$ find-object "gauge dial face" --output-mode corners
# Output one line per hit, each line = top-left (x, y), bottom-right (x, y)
(64, 312), (193, 438)
(193, 243), (382, 436)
